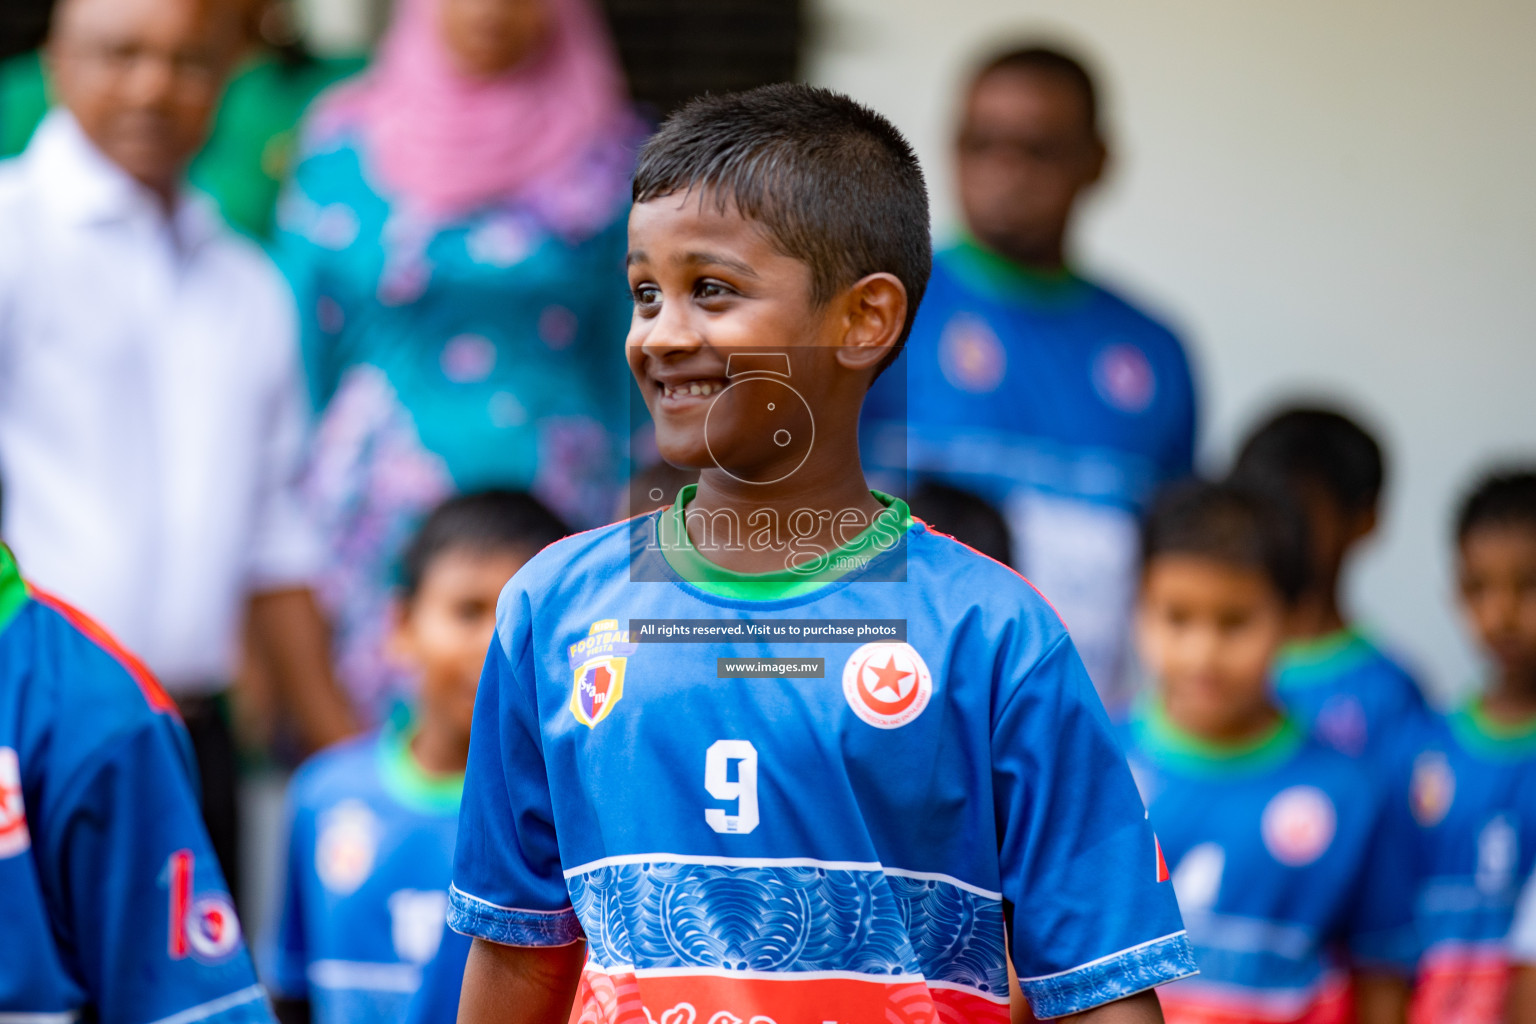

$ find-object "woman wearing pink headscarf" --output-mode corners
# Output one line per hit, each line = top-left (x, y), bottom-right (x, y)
(275, 0), (641, 724)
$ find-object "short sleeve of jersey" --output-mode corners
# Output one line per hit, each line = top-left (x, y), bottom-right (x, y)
(448, 591), (582, 947)
(41, 713), (269, 1024)
(994, 633), (1196, 1017)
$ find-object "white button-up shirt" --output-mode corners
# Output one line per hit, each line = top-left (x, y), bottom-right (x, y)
(0, 111), (321, 693)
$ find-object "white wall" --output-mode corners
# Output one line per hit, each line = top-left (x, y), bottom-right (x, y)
(806, 0), (1536, 701)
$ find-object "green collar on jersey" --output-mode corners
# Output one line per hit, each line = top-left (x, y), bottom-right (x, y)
(1132, 697), (1304, 775)
(378, 722), (464, 816)
(1274, 626), (1376, 688)
(1450, 698), (1536, 759)
(949, 235), (1089, 308)
(659, 484), (913, 600)
(0, 545), (27, 636)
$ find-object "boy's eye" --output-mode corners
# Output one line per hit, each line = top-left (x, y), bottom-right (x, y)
(695, 280), (734, 302)
(632, 284), (660, 307)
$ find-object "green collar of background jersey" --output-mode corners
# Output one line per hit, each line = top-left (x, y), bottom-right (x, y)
(949, 235), (1090, 308)
(378, 722), (464, 816)
(659, 484), (912, 600)
(1132, 696), (1303, 775)
(0, 545), (27, 636)
(1450, 698), (1536, 759)
(1273, 626), (1376, 688)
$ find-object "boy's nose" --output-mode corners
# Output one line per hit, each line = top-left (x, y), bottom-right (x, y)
(640, 301), (704, 359)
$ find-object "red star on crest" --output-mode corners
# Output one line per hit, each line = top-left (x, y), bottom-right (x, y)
(865, 656), (911, 700)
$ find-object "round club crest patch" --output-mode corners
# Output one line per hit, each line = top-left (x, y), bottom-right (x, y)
(842, 642), (933, 729)
(939, 315), (1007, 394)
(185, 893), (242, 961)
(1261, 785), (1337, 867)
(316, 800), (380, 895)
(1092, 341), (1156, 414)
(0, 747), (30, 859)
(1411, 750), (1456, 827)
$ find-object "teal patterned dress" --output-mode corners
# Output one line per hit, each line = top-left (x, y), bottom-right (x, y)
(276, 125), (637, 722)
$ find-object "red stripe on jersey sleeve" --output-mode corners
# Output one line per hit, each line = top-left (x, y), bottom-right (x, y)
(26, 586), (179, 715)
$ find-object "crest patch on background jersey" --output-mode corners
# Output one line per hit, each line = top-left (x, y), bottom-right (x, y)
(0, 747), (30, 858)
(1411, 750), (1456, 827)
(938, 314), (1007, 394)
(569, 620), (639, 728)
(1261, 785), (1337, 867)
(1092, 341), (1157, 413)
(842, 642), (933, 729)
(317, 799), (381, 895)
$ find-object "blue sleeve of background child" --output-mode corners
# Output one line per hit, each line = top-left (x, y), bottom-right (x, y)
(1346, 771), (1421, 970)
(265, 785), (314, 999)
(996, 633), (1197, 1018)
(41, 716), (271, 1024)
(401, 927), (472, 1024)
(447, 601), (582, 946)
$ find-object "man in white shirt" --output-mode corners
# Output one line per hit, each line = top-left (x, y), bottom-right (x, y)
(0, 0), (356, 897)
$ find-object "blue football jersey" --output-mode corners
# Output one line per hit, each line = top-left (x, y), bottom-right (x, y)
(449, 492), (1195, 1023)
(267, 726), (462, 1024)
(0, 545), (269, 1023)
(1274, 627), (1428, 762)
(1403, 703), (1536, 1024)
(1121, 701), (1416, 1024)
(862, 240), (1196, 706)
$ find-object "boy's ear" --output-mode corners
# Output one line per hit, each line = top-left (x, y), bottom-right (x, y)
(1347, 506), (1379, 545)
(834, 272), (908, 373)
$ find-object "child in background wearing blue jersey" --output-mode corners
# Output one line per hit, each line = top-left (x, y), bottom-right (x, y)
(1404, 470), (1536, 1024)
(267, 492), (566, 1024)
(1125, 479), (1416, 1024)
(1232, 407), (1427, 760)
(451, 83), (1195, 1024)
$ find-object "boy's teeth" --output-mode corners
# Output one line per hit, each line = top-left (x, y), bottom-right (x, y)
(664, 381), (722, 398)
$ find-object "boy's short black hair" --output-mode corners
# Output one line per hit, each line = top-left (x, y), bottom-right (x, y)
(1142, 477), (1311, 605)
(1233, 406), (1385, 516)
(1456, 469), (1536, 543)
(908, 482), (1013, 566)
(970, 44), (1100, 139)
(633, 83), (932, 372)
(400, 490), (569, 600)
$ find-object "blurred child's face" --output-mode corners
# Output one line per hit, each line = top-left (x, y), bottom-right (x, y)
(1137, 556), (1288, 740)
(1297, 483), (1375, 593)
(956, 67), (1104, 266)
(392, 547), (529, 741)
(626, 194), (869, 482)
(1459, 525), (1536, 685)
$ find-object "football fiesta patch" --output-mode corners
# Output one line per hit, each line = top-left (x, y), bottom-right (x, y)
(570, 619), (638, 728)
(842, 642), (933, 729)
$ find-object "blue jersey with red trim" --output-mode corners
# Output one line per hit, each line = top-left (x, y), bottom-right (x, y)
(0, 545), (269, 1023)
(1274, 628), (1428, 762)
(450, 502), (1194, 1023)
(1402, 704), (1536, 1024)
(1121, 703), (1416, 1024)
(861, 240), (1196, 707)
(267, 727), (461, 1024)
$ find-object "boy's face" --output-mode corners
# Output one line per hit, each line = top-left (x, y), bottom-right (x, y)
(1297, 482), (1375, 593)
(1458, 524), (1536, 685)
(626, 194), (890, 486)
(392, 547), (529, 740)
(1137, 555), (1288, 739)
(956, 67), (1104, 266)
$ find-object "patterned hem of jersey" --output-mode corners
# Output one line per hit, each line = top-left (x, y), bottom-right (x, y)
(447, 884), (584, 946)
(1019, 931), (1198, 1019)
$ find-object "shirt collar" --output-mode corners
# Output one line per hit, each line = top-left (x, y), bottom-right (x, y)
(25, 109), (222, 252)
(0, 545), (29, 637)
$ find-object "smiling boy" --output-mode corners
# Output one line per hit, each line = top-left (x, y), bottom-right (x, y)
(449, 84), (1194, 1023)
